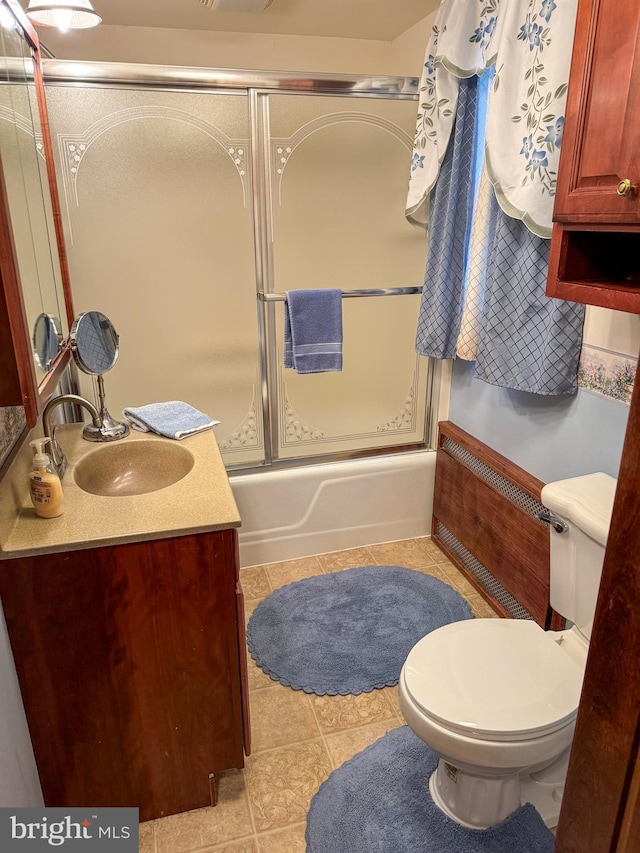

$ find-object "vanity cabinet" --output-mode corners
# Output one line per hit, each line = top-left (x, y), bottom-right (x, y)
(546, 0), (640, 312)
(0, 528), (250, 822)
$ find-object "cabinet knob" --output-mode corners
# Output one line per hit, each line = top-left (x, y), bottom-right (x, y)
(617, 178), (636, 198)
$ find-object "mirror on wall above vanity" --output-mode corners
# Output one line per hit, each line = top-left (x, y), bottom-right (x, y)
(0, 0), (73, 428)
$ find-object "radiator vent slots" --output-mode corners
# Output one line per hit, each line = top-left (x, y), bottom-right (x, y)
(441, 436), (547, 521)
(437, 523), (534, 621)
(435, 424), (553, 627)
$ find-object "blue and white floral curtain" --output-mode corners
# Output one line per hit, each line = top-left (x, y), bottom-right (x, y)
(409, 0), (585, 396)
(406, 0), (500, 225)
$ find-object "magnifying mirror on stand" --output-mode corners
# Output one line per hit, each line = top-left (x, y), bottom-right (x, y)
(70, 311), (129, 441)
(32, 313), (63, 375)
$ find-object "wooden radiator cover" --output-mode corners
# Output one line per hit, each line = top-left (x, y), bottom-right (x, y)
(432, 421), (564, 629)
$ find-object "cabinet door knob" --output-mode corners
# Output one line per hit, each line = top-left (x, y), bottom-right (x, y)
(617, 178), (636, 197)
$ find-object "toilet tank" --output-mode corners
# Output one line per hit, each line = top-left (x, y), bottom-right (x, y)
(541, 473), (617, 641)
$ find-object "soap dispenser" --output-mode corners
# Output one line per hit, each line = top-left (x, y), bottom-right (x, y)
(29, 437), (64, 518)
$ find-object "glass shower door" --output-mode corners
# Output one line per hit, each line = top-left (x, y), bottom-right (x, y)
(257, 93), (429, 461)
(46, 86), (264, 466)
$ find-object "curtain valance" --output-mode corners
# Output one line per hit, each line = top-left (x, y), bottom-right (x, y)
(407, 0), (578, 237)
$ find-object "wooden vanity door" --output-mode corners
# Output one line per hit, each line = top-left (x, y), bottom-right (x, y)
(0, 529), (246, 821)
(554, 0), (640, 224)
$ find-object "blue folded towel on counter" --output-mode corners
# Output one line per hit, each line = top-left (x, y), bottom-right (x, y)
(122, 401), (220, 440)
(284, 288), (343, 374)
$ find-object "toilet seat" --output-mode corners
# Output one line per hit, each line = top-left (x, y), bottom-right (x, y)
(402, 619), (584, 742)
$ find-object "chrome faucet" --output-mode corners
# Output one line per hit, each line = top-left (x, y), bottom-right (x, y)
(42, 394), (102, 480)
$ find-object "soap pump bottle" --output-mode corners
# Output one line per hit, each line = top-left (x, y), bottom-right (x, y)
(28, 437), (64, 518)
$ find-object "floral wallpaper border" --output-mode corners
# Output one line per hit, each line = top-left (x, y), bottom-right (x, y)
(578, 344), (637, 405)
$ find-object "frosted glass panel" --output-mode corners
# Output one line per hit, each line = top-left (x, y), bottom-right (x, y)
(47, 88), (263, 466)
(266, 94), (428, 458)
(275, 296), (426, 457)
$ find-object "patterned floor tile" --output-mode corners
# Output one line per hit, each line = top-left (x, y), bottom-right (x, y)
(240, 568), (272, 600)
(148, 538), (511, 852)
(439, 565), (482, 600)
(469, 593), (501, 619)
(418, 537), (453, 563)
(309, 689), (395, 734)
(245, 740), (332, 833)
(155, 771), (253, 853)
(367, 538), (437, 569)
(257, 823), (307, 853)
(244, 598), (266, 624)
(139, 820), (155, 853)
(317, 546), (374, 573)
(324, 719), (403, 768)
(246, 651), (277, 693)
(414, 561), (459, 584)
(263, 557), (323, 590)
(208, 842), (258, 853)
(383, 684), (402, 717)
(250, 685), (319, 752)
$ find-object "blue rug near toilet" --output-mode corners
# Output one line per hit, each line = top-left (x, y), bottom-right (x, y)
(306, 726), (555, 853)
(246, 565), (473, 695)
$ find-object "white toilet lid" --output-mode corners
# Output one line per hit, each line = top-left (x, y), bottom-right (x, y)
(402, 619), (585, 740)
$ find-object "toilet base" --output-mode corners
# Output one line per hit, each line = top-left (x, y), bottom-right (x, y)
(428, 749), (571, 830)
(430, 759), (521, 829)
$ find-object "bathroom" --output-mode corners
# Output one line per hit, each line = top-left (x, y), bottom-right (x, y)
(0, 0), (639, 851)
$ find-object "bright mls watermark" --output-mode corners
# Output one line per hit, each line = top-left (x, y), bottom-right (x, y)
(0, 808), (138, 851)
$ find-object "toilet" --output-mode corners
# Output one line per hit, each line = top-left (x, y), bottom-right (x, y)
(398, 472), (617, 830)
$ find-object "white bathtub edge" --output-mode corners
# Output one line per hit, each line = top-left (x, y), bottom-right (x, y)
(230, 449), (435, 568)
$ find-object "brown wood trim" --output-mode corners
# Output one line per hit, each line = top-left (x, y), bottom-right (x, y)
(36, 348), (72, 409)
(231, 528), (251, 756)
(616, 738), (640, 853)
(433, 446), (551, 626)
(437, 420), (547, 501)
(0, 265), (23, 407)
(553, 0), (599, 213)
(0, 531), (246, 821)
(0, 152), (39, 426)
(236, 582), (252, 756)
(554, 351), (640, 852)
(32, 44), (75, 329)
(432, 531), (507, 618)
(549, 279), (640, 313)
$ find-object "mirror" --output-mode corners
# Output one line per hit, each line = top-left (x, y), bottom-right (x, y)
(70, 310), (119, 375)
(70, 310), (129, 440)
(32, 311), (62, 372)
(0, 1), (74, 429)
(0, 5), (69, 382)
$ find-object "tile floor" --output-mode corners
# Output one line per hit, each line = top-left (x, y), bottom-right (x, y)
(139, 537), (500, 853)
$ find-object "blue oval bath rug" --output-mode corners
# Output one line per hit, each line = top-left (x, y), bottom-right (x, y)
(246, 565), (473, 695)
(306, 726), (554, 853)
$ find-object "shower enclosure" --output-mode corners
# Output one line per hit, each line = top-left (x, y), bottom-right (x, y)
(43, 63), (433, 475)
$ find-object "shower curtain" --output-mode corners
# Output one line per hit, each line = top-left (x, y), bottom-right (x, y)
(409, 0), (584, 396)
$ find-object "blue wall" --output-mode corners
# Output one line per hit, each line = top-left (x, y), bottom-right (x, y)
(449, 359), (629, 483)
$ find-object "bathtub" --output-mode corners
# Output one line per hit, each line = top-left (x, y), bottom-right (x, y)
(230, 449), (435, 568)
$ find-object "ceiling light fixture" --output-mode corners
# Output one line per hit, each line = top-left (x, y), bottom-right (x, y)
(26, 0), (102, 32)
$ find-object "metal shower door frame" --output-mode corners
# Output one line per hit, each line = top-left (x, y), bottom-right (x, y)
(42, 61), (436, 470)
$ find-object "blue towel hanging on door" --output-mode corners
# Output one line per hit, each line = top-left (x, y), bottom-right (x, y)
(283, 289), (343, 374)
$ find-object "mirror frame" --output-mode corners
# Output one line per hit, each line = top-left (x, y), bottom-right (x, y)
(0, 0), (74, 427)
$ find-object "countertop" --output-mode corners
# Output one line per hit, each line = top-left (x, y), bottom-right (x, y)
(0, 425), (241, 559)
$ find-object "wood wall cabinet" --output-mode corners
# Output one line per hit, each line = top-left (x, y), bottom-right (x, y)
(0, 528), (250, 822)
(546, 0), (640, 312)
